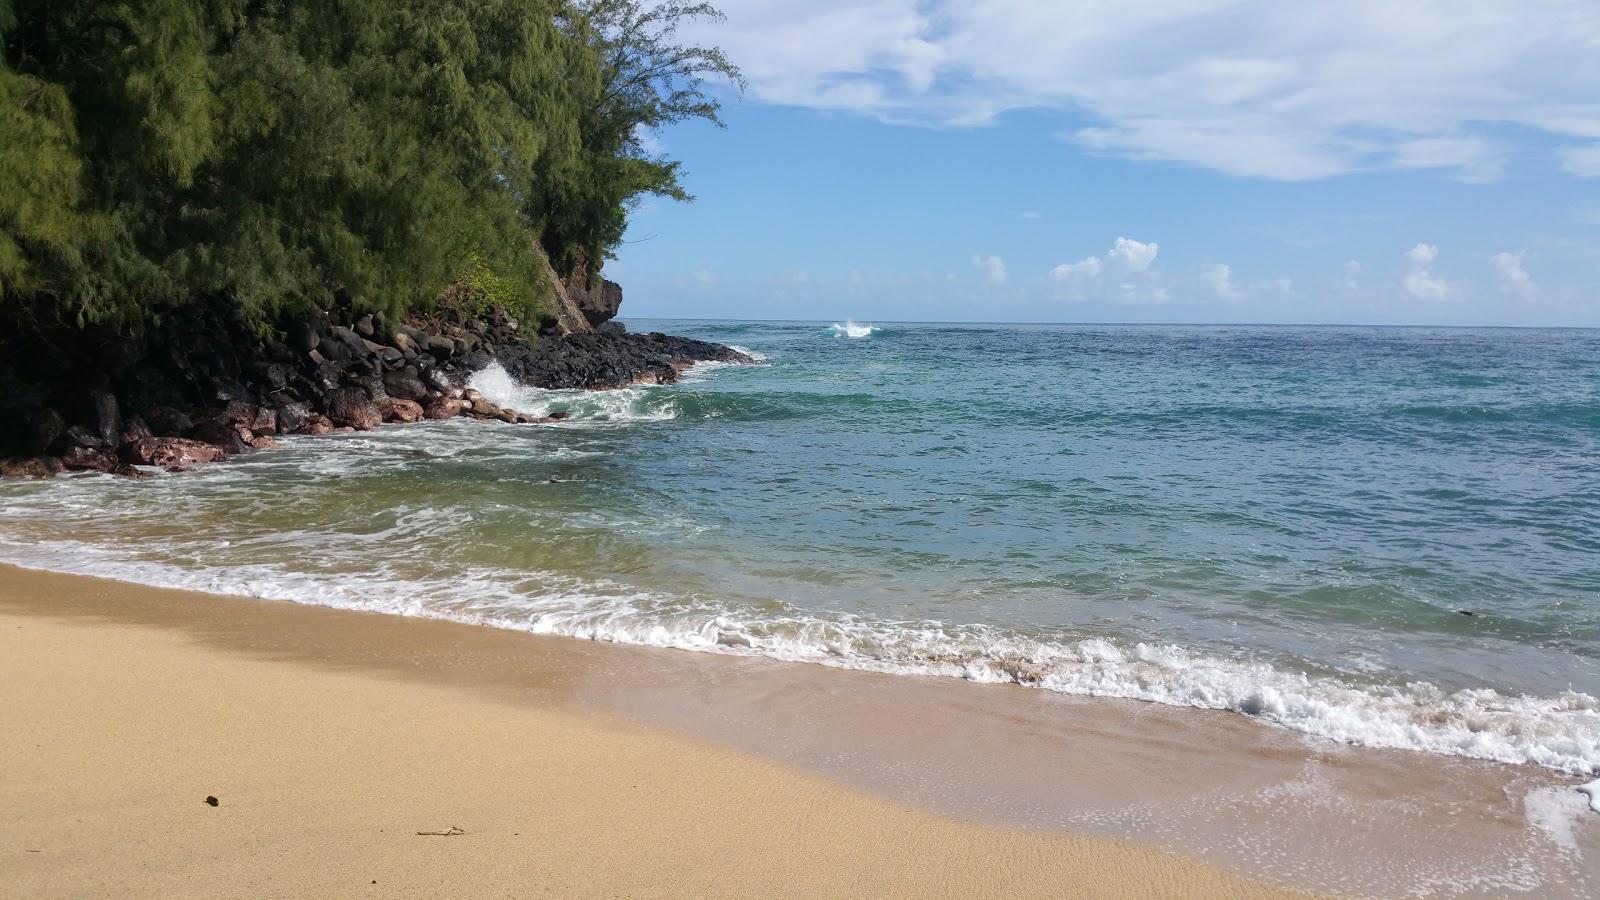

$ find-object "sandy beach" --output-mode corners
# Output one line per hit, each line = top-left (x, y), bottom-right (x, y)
(0, 565), (1292, 897)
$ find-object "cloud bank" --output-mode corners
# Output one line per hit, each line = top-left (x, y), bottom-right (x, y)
(697, 1), (1600, 181)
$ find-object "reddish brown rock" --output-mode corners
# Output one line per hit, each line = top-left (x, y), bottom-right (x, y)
(127, 437), (226, 469)
(379, 397), (424, 423)
(423, 395), (462, 420)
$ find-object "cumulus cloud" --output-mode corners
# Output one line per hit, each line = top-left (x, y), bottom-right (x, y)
(1490, 251), (1536, 299)
(1202, 263), (1242, 299)
(1403, 243), (1450, 300)
(972, 253), (1008, 286)
(1107, 237), (1159, 271)
(694, 1), (1600, 181)
(1051, 256), (1101, 281)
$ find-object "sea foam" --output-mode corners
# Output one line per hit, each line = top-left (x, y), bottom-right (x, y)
(831, 321), (876, 338)
(1, 536), (1596, 777)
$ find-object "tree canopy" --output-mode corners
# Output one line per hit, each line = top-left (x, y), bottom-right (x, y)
(0, 0), (738, 333)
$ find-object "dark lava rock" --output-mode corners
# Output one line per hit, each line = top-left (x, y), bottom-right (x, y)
(494, 331), (753, 390)
(0, 456), (64, 478)
(327, 387), (382, 431)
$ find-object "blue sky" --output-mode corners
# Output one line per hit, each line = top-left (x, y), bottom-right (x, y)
(611, 1), (1600, 326)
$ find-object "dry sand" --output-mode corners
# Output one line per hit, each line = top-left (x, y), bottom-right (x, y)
(0, 566), (1290, 898)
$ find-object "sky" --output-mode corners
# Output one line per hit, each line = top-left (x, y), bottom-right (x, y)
(611, 0), (1600, 326)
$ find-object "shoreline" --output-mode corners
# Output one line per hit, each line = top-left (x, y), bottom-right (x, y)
(3, 563), (1596, 896)
(1, 564), (1294, 898)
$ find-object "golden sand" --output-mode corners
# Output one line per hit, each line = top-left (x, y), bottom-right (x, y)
(0, 566), (1292, 898)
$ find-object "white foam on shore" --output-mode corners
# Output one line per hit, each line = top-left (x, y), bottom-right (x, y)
(1, 535), (1597, 777)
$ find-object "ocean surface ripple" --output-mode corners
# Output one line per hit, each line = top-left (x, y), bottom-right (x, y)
(3, 321), (1598, 774)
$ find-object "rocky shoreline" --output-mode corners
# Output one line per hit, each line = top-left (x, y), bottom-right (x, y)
(0, 299), (752, 479)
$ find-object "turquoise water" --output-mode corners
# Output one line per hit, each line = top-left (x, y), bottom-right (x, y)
(3, 321), (1598, 771)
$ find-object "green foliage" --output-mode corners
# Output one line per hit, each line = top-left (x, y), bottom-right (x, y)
(0, 0), (738, 334)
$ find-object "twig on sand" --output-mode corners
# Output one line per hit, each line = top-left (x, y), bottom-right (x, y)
(415, 826), (465, 836)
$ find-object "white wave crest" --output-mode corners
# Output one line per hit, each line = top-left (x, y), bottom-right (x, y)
(831, 321), (876, 339)
(468, 362), (676, 423)
(2, 538), (1597, 776)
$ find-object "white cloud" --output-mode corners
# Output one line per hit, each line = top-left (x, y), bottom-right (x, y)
(1558, 144), (1600, 178)
(1202, 263), (1242, 299)
(1344, 259), (1363, 290)
(691, 267), (720, 287)
(632, 124), (666, 156)
(1403, 243), (1450, 299)
(1490, 251), (1536, 299)
(1017, 211), (1042, 219)
(972, 253), (1008, 286)
(697, 1), (1600, 181)
(1107, 237), (1159, 271)
(1051, 256), (1101, 281)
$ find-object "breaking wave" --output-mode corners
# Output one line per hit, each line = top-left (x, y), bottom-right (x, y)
(0, 538), (1596, 776)
(831, 321), (876, 338)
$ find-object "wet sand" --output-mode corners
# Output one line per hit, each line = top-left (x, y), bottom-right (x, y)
(2, 563), (1595, 896)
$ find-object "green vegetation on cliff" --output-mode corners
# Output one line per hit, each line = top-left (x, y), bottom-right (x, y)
(0, 0), (738, 333)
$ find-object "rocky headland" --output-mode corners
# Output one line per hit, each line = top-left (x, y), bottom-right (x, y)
(0, 277), (751, 478)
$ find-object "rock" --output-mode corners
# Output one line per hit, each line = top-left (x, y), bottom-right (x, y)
(355, 314), (375, 338)
(361, 338), (386, 356)
(379, 397), (424, 423)
(422, 395), (462, 420)
(299, 414), (334, 435)
(125, 437), (225, 468)
(113, 462), (150, 479)
(329, 326), (369, 360)
(65, 425), (108, 450)
(392, 331), (418, 357)
(248, 434), (281, 450)
(274, 401), (313, 435)
(423, 368), (454, 393)
(382, 367), (428, 401)
(0, 456), (63, 478)
(569, 277), (623, 328)
(90, 388), (121, 445)
(119, 415), (153, 446)
(62, 446), (117, 472)
(144, 406), (194, 437)
(425, 335), (456, 358)
(287, 319), (320, 354)
(327, 387), (382, 430)
(28, 408), (65, 455)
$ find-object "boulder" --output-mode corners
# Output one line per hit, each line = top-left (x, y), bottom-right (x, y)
(425, 334), (457, 358)
(355, 314), (375, 338)
(144, 406), (194, 437)
(382, 366), (428, 401)
(327, 387), (382, 430)
(391, 331), (418, 357)
(125, 437), (225, 469)
(0, 456), (63, 478)
(62, 446), (117, 473)
(274, 401), (313, 435)
(379, 397), (424, 423)
(118, 416), (153, 446)
(90, 388), (121, 445)
(65, 424), (108, 450)
(28, 408), (65, 456)
(299, 414), (335, 435)
(422, 395), (462, 420)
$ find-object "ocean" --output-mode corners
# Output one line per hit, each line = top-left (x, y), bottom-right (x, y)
(3, 320), (1598, 774)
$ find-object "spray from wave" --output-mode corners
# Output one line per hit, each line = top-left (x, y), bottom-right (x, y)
(831, 321), (876, 339)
